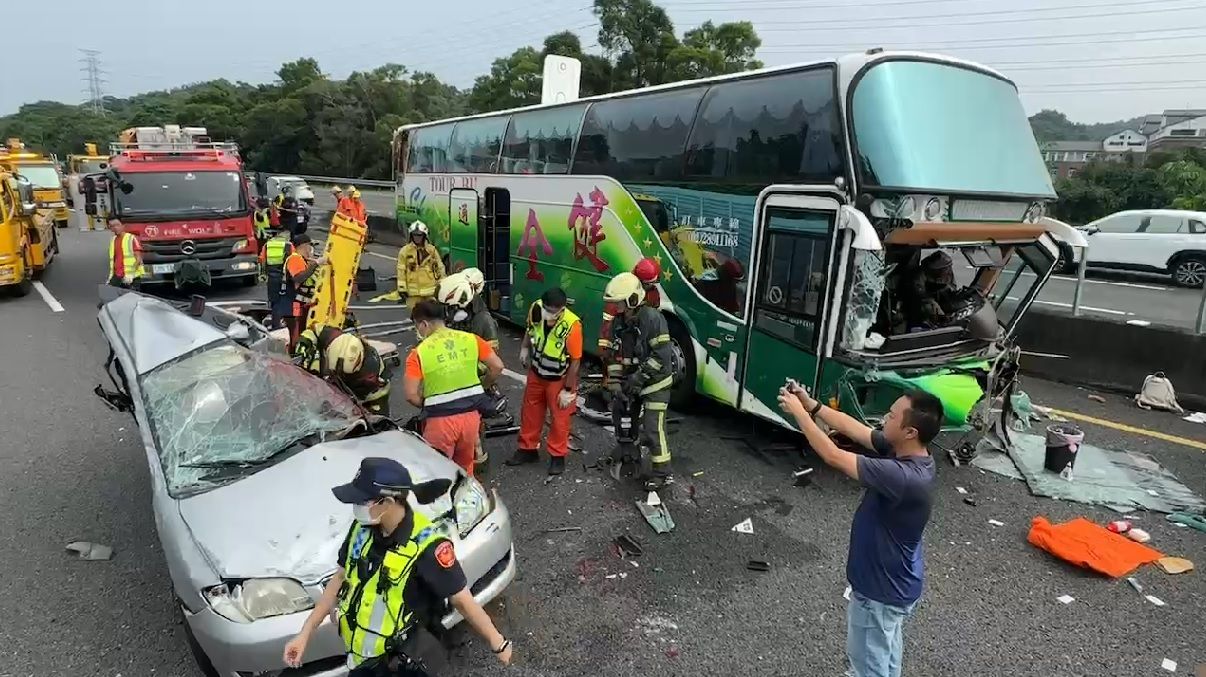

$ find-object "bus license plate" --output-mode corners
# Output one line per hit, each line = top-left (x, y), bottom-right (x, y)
(152, 264), (175, 275)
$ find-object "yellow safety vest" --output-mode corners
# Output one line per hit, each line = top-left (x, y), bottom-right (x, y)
(108, 233), (144, 280)
(264, 236), (292, 266)
(253, 209), (271, 238)
(337, 513), (443, 668)
(416, 326), (484, 416)
(528, 301), (580, 379)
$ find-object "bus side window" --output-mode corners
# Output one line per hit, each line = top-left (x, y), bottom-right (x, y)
(572, 87), (704, 181)
(408, 123), (455, 173)
(501, 104), (587, 175)
(449, 117), (508, 173)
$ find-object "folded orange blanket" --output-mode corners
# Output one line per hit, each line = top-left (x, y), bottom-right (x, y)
(1028, 516), (1163, 578)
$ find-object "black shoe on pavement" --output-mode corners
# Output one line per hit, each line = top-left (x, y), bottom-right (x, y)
(644, 474), (675, 491)
(505, 450), (540, 467)
(548, 456), (566, 475)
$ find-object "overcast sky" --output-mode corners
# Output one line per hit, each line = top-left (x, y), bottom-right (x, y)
(3, 0), (1203, 122)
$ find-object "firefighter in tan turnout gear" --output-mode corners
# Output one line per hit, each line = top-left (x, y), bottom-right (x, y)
(396, 221), (445, 312)
(603, 272), (677, 490)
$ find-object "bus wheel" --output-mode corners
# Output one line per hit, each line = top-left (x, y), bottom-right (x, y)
(667, 317), (696, 411)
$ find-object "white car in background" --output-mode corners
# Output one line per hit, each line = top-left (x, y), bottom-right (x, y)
(266, 175), (316, 205)
(1075, 209), (1206, 287)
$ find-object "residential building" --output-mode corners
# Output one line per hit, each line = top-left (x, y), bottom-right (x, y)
(1147, 113), (1206, 153)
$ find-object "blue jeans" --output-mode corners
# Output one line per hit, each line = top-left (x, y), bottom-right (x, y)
(847, 591), (915, 677)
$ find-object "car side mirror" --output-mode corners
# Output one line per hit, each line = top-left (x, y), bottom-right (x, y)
(1084, 226), (1099, 235)
(20, 202), (37, 216)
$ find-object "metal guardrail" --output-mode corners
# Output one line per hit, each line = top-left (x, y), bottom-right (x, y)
(264, 173), (393, 189)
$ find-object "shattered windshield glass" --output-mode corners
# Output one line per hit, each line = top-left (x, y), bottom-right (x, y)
(141, 342), (362, 496)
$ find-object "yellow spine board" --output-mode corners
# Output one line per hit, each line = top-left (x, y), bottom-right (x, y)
(306, 212), (367, 331)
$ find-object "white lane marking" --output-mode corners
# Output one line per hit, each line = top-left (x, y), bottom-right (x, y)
(32, 282), (65, 313)
(1006, 296), (1133, 317)
(364, 251), (395, 261)
(502, 368), (526, 383)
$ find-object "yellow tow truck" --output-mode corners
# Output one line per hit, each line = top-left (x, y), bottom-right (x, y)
(66, 143), (109, 230)
(0, 139), (71, 229)
(0, 169), (58, 296)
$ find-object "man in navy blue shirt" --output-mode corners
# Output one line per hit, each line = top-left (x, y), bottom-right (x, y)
(779, 383), (942, 677)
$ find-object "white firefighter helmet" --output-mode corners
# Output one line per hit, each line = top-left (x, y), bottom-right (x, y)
(408, 220), (429, 237)
(325, 333), (365, 374)
(604, 271), (645, 309)
(437, 272), (474, 309)
(461, 267), (484, 294)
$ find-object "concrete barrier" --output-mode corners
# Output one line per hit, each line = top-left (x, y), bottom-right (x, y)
(1014, 308), (1206, 410)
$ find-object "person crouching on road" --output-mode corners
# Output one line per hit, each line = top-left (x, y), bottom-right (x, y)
(107, 217), (145, 290)
(403, 299), (503, 476)
(507, 287), (583, 476)
(283, 457), (513, 675)
(281, 234), (326, 351)
(396, 221), (445, 312)
(777, 384), (940, 677)
(294, 325), (392, 416)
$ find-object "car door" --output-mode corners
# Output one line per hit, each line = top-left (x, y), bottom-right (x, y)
(1133, 213), (1187, 269)
(1085, 212), (1142, 266)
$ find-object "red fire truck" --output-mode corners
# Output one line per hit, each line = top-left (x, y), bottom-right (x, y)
(82, 125), (259, 288)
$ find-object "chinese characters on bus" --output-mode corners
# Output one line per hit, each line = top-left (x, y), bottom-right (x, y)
(568, 187), (610, 273)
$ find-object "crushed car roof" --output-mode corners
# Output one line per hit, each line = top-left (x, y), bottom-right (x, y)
(99, 292), (227, 375)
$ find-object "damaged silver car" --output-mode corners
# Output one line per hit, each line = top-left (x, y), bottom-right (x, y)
(94, 291), (516, 677)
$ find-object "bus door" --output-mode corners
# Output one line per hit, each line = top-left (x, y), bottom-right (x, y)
(448, 188), (479, 272)
(738, 189), (845, 422)
(480, 187), (512, 313)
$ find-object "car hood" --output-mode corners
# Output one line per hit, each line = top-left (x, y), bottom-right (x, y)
(177, 430), (462, 583)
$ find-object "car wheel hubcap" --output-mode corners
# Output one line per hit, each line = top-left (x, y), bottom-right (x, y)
(1176, 261), (1206, 286)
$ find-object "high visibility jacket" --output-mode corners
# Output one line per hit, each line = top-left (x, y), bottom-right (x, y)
(416, 326), (484, 417)
(336, 196), (353, 216)
(528, 301), (581, 379)
(253, 209), (271, 240)
(284, 252), (318, 306)
(108, 233), (144, 280)
(295, 325), (391, 405)
(347, 199), (367, 223)
(606, 305), (674, 396)
(337, 512), (443, 668)
(396, 243), (445, 298)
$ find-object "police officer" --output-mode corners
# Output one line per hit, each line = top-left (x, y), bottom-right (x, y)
(396, 221), (445, 312)
(509, 287), (583, 476)
(294, 325), (392, 416)
(253, 197), (272, 253)
(437, 273), (509, 469)
(259, 228), (294, 329)
(603, 272), (676, 489)
(283, 457), (513, 675)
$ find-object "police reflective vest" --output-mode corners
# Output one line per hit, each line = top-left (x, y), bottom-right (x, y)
(337, 512), (442, 668)
(108, 233), (144, 280)
(253, 209), (271, 240)
(263, 236), (293, 298)
(415, 326), (484, 416)
(528, 301), (580, 379)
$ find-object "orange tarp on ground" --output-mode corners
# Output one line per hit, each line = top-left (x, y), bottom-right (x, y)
(1028, 516), (1163, 578)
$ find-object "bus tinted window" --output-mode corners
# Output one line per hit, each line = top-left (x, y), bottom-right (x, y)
(684, 68), (842, 183)
(501, 104), (587, 175)
(449, 117), (509, 173)
(407, 124), (455, 173)
(573, 88), (705, 180)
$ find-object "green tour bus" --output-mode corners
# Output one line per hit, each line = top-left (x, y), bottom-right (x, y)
(390, 50), (1076, 449)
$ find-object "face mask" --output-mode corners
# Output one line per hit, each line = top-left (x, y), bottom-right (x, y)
(352, 502), (380, 525)
(452, 309), (469, 323)
(542, 309), (562, 323)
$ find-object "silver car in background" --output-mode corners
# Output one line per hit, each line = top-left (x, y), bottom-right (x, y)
(94, 291), (516, 677)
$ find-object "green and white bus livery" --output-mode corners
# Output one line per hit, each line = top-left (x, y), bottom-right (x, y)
(390, 50), (1078, 447)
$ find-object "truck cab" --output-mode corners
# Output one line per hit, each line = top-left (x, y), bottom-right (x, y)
(81, 125), (259, 288)
(67, 144), (110, 229)
(0, 172), (58, 296)
(0, 139), (70, 229)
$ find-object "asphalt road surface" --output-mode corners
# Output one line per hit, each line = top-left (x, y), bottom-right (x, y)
(2, 227), (1204, 676)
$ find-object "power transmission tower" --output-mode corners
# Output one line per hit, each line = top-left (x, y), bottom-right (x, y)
(79, 49), (107, 116)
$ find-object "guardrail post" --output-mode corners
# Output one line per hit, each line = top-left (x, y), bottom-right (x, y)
(1071, 247), (1088, 317)
(1196, 276), (1206, 335)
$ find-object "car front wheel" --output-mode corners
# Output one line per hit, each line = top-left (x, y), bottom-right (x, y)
(1171, 255), (1206, 288)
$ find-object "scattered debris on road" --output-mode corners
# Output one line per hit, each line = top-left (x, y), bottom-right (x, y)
(1160, 657), (1176, 672)
(1127, 528), (1152, 544)
(1088, 394), (1107, 403)
(1135, 372), (1184, 414)
(1056, 594), (1075, 604)
(843, 585), (852, 601)
(636, 500), (675, 534)
(1156, 557), (1193, 575)
(1183, 412), (1206, 424)
(956, 486), (968, 495)
(732, 518), (755, 534)
(1146, 595), (1166, 607)
(1167, 513), (1206, 533)
(615, 534), (644, 558)
(793, 467), (814, 487)
(988, 519), (1005, 527)
(545, 526), (582, 534)
(1028, 516), (1162, 578)
(747, 559), (771, 572)
(1126, 577), (1144, 594)
(65, 541), (113, 561)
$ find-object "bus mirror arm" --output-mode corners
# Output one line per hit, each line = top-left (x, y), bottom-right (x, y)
(839, 205), (882, 251)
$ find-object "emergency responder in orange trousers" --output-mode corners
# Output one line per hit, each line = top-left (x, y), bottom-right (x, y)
(508, 287), (583, 476)
(281, 233), (326, 351)
(604, 272), (676, 490)
(106, 217), (145, 290)
(403, 299), (504, 476)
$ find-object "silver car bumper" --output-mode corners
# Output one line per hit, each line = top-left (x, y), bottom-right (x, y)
(191, 497), (517, 677)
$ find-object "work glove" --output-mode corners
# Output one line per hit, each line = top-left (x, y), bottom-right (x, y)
(121, 275), (133, 285)
(623, 374), (643, 398)
(558, 389), (575, 409)
(519, 345), (530, 370)
(395, 291), (408, 305)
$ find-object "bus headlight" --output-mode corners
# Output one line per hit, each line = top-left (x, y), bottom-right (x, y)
(203, 579), (314, 623)
(924, 197), (944, 221)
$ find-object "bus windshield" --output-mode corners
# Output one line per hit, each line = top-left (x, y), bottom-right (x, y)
(851, 60), (1055, 198)
(115, 170), (247, 219)
(16, 164), (61, 190)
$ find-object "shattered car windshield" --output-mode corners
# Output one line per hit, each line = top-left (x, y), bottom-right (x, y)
(141, 343), (362, 496)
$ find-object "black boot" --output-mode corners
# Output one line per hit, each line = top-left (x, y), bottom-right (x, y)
(505, 449), (540, 466)
(644, 462), (674, 491)
(548, 456), (566, 475)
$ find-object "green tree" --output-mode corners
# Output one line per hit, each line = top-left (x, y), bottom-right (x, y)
(468, 47), (544, 113)
(1158, 160), (1206, 211)
(594, 0), (680, 88)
